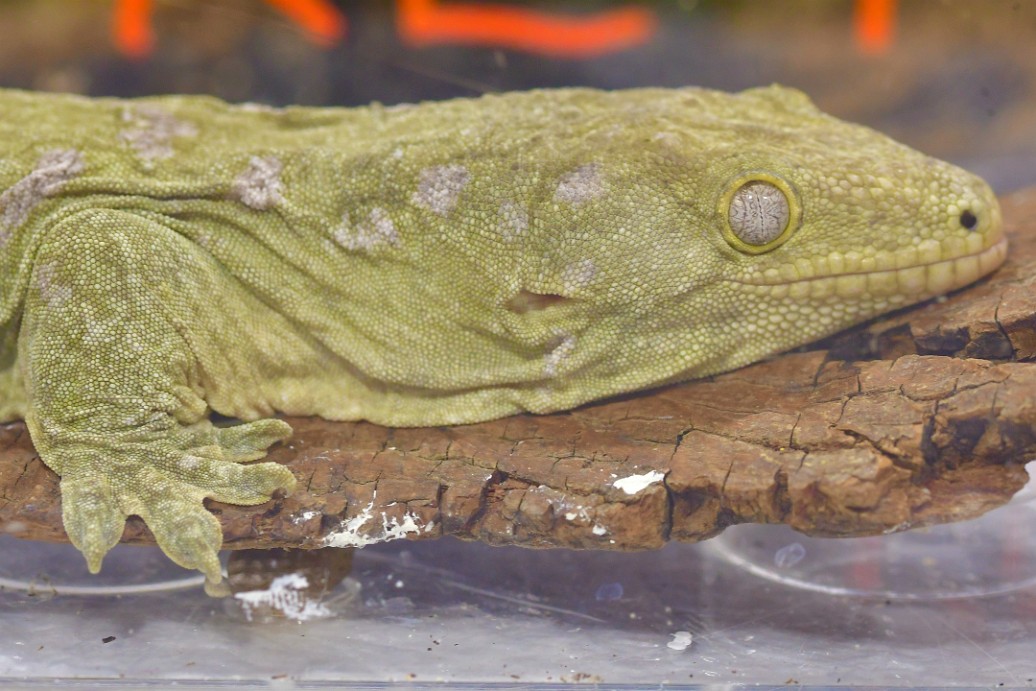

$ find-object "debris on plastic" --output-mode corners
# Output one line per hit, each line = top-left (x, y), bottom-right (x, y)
(667, 630), (693, 651)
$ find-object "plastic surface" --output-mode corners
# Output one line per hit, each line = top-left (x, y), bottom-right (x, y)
(1, 463), (1034, 687)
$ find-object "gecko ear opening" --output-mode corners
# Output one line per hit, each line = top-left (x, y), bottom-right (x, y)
(505, 290), (570, 314)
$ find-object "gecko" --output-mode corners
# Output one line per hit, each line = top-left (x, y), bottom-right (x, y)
(0, 86), (1006, 595)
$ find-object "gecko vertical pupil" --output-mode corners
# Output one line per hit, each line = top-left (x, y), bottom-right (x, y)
(959, 210), (978, 230)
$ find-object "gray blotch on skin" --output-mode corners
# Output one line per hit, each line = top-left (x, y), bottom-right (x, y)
(232, 156), (284, 210)
(543, 332), (577, 378)
(35, 262), (72, 308)
(119, 105), (198, 165)
(411, 165), (470, 217)
(561, 259), (597, 292)
(497, 200), (529, 241)
(554, 163), (605, 206)
(0, 149), (85, 244)
(335, 207), (399, 251)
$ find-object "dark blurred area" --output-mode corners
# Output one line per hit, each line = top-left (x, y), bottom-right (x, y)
(0, 1), (1032, 191)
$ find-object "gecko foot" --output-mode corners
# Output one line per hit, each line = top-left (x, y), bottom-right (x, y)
(56, 418), (295, 594)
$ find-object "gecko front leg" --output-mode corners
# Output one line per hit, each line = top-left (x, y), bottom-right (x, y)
(21, 209), (295, 595)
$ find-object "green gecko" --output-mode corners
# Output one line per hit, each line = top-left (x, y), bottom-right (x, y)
(0, 85), (1005, 595)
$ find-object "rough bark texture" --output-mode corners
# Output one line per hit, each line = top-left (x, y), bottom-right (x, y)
(2, 188), (1035, 552)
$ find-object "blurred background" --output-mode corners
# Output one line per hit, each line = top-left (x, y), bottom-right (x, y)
(0, 0), (1032, 192)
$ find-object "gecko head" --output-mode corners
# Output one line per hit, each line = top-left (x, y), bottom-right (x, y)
(675, 85), (1006, 374)
(513, 86), (1005, 405)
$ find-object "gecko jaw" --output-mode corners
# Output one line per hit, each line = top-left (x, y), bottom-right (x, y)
(738, 235), (1007, 302)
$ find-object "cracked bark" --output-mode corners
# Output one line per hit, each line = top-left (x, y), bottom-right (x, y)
(2, 189), (1035, 553)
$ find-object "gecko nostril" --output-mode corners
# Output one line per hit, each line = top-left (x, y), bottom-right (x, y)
(959, 209), (978, 231)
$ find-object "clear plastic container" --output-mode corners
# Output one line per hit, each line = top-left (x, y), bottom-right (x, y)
(2, 462), (1034, 687)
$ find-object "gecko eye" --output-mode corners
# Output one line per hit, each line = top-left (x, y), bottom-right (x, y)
(719, 174), (801, 254)
(728, 181), (789, 246)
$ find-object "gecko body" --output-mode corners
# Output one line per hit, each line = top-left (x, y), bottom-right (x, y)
(0, 86), (1005, 592)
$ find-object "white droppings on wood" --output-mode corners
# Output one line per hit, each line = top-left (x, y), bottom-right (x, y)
(411, 164), (470, 216)
(0, 149), (85, 243)
(334, 207), (399, 251)
(612, 470), (665, 494)
(119, 105), (198, 165)
(564, 507), (590, 522)
(292, 510), (320, 525)
(231, 155), (284, 210)
(322, 493), (434, 548)
(554, 163), (605, 206)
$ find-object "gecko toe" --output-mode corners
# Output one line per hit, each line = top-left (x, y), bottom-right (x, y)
(216, 419), (293, 462)
(180, 458), (297, 505)
(138, 497), (225, 585)
(59, 475), (125, 574)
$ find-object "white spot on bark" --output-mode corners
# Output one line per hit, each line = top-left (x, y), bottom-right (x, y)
(411, 164), (470, 216)
(592, 524), (608, 536)
(564, 506), (593, 523)
(334, 207), (399, 251)
(544, 332), (576, 378)
(292, 510), (320, 525)
(231, 156), (284, 210)
(234, 574), (331, 622)
(35, 262), (72, 307)
(119, 105), (198, 165)
(322, 493), (434, 548)
(0, 149), (85, 244)
(497, 200), (528, 241)
(561, 259), (597, 291)
(612, 470), (665, 494)
(555, 163), (605, 206)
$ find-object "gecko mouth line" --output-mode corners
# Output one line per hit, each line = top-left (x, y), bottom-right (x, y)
(737, 237), (1008, 300)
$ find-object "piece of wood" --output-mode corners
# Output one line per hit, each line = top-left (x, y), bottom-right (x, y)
(3, 188), (1035, 552)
